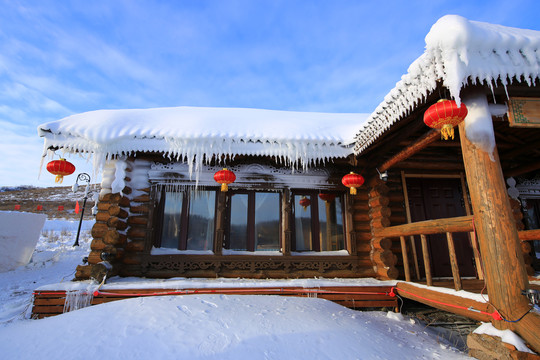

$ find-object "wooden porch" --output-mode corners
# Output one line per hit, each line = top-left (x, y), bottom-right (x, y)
(32, 284), (398, 319)
(374, 215), (540, 291)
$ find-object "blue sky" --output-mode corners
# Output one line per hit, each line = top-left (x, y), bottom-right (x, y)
(1, 0), (539, 187)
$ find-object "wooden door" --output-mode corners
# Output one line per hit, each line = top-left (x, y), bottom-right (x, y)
(407, 178), (476, 277)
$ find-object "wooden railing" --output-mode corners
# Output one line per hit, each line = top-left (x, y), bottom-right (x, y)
(373, 216), (540, 291)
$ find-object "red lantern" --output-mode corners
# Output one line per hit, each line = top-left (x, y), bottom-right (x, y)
(214, 168), (236, 192)
(423, 99), (468, 140)
(318, 193), (336, 203)
(299, 196), (311, 211)
(46, 158), (75, 184)
(342, 172), (364, 195)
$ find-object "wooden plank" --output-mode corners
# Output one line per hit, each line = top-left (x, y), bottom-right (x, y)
(333, 300), (397, 309)
(32, 298), (67, 306)
(420, 234), (432, 286)
(508, 97), (540, 127)
(32, 285), (398, 318)
(446, 232), (462, 291)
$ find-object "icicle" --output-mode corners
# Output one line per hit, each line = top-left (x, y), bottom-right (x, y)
(63, 283), (98, 313)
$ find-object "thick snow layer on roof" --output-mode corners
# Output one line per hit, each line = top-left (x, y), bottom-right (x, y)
(38, 106), (367, 171)
(354, 15), (540, 154)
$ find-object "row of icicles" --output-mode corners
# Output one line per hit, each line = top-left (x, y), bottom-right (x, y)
(45, 99), (466, 191)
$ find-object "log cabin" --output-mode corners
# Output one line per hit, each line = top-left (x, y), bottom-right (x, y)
(37, 15), (540, 352)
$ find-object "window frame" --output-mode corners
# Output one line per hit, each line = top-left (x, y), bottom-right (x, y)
(153, 188), (218, 251)
(291, 190), (346, 253)
(224, 190), (282, 252)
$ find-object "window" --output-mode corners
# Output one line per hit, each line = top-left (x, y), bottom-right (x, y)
(155, 189), (216, 251)
(292, 192), (345, 252)
(225, 191), (281, 252)
(152, 185), (347, 255)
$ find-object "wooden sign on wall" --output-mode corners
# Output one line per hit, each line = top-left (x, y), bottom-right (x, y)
(508, 97), (540, 128)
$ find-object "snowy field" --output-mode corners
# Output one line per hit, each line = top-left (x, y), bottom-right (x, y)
(0, 218), (475, 359)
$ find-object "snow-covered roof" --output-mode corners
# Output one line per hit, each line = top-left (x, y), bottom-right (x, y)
(354, 15), (540, 154)
(38, 106), (368, 169)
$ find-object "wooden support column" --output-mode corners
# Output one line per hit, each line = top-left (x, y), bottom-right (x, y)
(459, 91), (540, 353)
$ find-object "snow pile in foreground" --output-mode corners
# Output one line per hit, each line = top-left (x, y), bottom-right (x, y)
(0, 218), (473, 359)
(0, 294), (469, 360)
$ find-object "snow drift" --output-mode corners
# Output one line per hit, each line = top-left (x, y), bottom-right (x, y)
(0, 211), (46, 272)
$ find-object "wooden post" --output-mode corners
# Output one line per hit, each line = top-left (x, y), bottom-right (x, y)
(445, 232), (462, 291)
(460, 172), (484, 280)
(459, 91), (540, 352)
(401, 171), (421, 280)
(420, 234), (432, 286)
(399, 236), (411, 282)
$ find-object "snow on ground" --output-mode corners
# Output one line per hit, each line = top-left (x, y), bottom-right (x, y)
(0, 219), (472, 359)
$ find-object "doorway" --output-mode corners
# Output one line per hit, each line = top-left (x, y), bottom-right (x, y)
(406, 177), (477, 278)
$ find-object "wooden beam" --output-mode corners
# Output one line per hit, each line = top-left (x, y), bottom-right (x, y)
(458, 91), (540, 353)
(519, 229), (540, 241)
(373, 215), (473, 238)
(395, 282), (494, 323)
(363, 115), (427, 161)
(505, 161), (540, 178)
(379, 129), (440, 172)
(396, 161), (464, 171)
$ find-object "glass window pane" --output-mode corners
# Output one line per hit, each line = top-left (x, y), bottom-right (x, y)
(160, 192), (183, 249)
(229, 193), (248, 250)
(318, 196), (345, 251)
(294, 195), (312, 251)
(254, 193), (280, 251)
(186, 190), (216, 251)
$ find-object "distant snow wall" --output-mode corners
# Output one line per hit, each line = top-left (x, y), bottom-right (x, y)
(0, 211), (47, 272)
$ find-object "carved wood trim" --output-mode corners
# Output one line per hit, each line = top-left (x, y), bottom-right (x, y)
(141, 254), (363, 275)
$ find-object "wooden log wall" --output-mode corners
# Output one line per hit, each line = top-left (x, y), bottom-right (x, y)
(75, 192), (130, 280)
(118, 160), (152, 277)
(349, 187), (377, 275)
(75, 161), (133, 281)
(367, 176), (398, 279)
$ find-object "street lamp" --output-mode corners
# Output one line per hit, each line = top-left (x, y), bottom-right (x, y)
(72, 173), (91, 247)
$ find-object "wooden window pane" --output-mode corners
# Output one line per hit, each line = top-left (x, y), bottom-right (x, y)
(254, 192), (280, 251)
(318, 196), (344, 251)
(229, 193), (249, 250)
(294, 195), (313, 251)
(160, 191), (183, 249)
(186, 191), (216, 251)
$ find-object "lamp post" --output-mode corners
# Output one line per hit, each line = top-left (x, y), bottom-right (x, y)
(73, 173), (91, 247)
